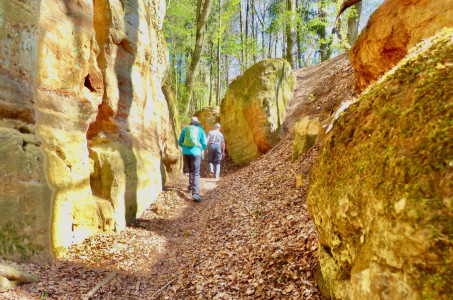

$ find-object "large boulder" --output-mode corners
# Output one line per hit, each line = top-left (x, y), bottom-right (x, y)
(350, 0), (453, 93)
(220, 59), (295, 165)
(194, 106), (220, 134)
(0, 0), (177, 262)
(308, 30), (453, 299)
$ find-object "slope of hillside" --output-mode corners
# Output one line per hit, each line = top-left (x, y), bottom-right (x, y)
(283, 53), (356, 135)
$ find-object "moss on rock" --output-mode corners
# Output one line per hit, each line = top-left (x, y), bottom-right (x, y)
(307, 29), (453, 299)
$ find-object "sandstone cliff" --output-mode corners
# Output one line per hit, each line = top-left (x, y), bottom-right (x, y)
(350, 0), (453, 93)
(308, 29), (453, 299)
(220, 59), (295, 165)
(0, 0), (178, 262)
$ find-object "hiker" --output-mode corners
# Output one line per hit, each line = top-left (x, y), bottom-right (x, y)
(178, 117), (207, 202)
(206, 123), (225, 180)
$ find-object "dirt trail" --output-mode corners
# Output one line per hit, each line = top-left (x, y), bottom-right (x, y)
(1, 137), (320, 299)
(1, 54), (355, 299)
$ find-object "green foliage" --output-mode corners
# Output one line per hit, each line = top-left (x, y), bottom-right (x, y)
(164, 0), (384, 114)
(0, 221), (43, 261)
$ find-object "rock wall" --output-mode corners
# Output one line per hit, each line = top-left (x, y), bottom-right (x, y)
(0, 0), (177, 262)
(350, 0), (453, 93)
(308, 30), (453, 299)
(220, 59), (295, 165)
(0, 0), (54, 263)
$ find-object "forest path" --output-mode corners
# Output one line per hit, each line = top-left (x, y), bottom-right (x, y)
(2, 53), (356, 300)
(2, 136), (321, 300)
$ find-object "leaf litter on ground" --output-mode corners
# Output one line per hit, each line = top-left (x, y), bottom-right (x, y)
(1, 54), (355, 300)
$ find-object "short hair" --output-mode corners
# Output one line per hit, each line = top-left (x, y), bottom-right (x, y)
(215, 123), (221, 129)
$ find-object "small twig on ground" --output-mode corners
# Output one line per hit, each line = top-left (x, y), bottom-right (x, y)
(150, 276), (179, 299)
(243, 205), (255, 219)
(82, 271), (117, 300)
(135, 279), (141, 293)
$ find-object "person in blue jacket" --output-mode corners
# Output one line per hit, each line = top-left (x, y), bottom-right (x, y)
(178, 117), (207, 202)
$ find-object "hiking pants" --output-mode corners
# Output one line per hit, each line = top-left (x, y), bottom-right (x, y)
(208, 143), (222, 179)
(183, 154), (201, 195)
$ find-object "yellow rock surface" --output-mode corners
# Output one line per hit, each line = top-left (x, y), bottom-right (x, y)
(308, 30), (453, 299)
(0, 0), (177, 262)
(195, 106), (220, 134)
(292, 116), (320, 161)
(350, 0), (453, 93)
(220, 59), (295, 165)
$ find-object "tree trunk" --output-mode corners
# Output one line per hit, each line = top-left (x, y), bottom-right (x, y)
(245, 0), (250, 67)
(216, 41), (221, 106)
(181, 0), (214, 117)
(177, 54), (183, 100)
(286, 0), (296, 68)
(172, 49), (178, 102)
(317, 0), (329, 62)
(239, 0), (245, 71)
(282, 30), (286, 58)
(251, 2), (257, 64)
(261, 2), (266, 59)
(297, 21), (303, 68)
(347, 1), (362, 46)
(209, 43), (214, 106)
(268, 32), (273, 58)
(274, 32), (278, 58)
(296, 0), (303, 68)
(216, 0), (222, 106)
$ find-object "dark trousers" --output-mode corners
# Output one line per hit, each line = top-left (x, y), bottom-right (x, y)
(183, 154), (201, 195)
(208, 144), (222, 178)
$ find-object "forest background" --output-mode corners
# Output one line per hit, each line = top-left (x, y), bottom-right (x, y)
(164, 0), (384, 121)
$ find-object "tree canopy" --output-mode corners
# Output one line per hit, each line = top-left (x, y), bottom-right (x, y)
(164, 0), (384, 119)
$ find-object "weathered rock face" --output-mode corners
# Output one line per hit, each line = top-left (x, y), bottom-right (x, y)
(0, 0), (177, 262)
(350, 0), (453, 93)
(308, 30), (453, 299)
(194, 106), (220, 134)
(292, 116), (320, 162)
(220, 59), (295, 165)
(162, 79), (182, 176)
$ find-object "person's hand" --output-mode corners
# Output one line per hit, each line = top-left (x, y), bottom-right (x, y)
(222, 152), (226, 159)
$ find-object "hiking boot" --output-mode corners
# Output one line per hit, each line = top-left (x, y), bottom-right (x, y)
(192, 194), (202, 202)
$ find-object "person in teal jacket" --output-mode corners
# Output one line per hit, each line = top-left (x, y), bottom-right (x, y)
(178, 117), (207, 202)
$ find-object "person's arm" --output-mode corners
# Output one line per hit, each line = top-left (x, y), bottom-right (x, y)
(178, 128), (186, 148)
(204, 132), (210, 154)
(221, 134), (226, 158)
(206, 131), (211, 145)
(200, 129), (207, 151)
